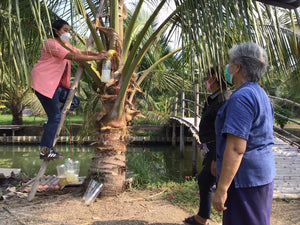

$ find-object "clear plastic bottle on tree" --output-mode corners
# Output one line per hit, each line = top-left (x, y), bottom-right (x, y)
(101, 55), (112, 83)
(101, 50), (117, 83)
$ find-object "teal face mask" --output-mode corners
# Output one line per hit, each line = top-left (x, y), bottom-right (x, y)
(225, 64), (233, 84)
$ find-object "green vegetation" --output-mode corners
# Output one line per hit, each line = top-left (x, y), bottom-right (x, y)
(162, 178), (222, 223)
(133, 110), (169, 125)
(274, 105), (292, 129)
(0, 114), (84, 125)
(126, 166), (222, 223)
(126, 151), (169, 188)
(129, 130), (163, 137)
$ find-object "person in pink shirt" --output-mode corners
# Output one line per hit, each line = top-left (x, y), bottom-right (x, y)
(31, 19), (107, 160)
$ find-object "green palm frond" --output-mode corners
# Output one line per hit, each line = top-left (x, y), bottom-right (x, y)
(22, 92), (46, 117)
(173, 0), (300, 88)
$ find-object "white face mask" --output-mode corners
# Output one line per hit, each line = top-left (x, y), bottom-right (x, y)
(60, 32), (71, 43)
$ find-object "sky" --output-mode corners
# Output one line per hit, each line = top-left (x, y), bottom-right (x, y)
(123, 0), (180, 50)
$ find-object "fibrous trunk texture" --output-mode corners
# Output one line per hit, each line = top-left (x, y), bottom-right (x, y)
(89, 127), (127, 196)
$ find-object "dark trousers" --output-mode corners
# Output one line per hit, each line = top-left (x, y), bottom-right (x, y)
(223, 181), (274, 225)
(35, 87), (80, 150)
(197, 167), (216, 219)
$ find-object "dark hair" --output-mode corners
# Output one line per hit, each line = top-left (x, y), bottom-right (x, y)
(206, 65), (228, 89)
(52, 19), (69, 37)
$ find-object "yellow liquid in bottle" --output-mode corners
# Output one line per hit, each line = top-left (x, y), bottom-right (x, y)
(66, 171), (76, 184)
(58, 176), (68, 186)
(74, 174), (79, 183)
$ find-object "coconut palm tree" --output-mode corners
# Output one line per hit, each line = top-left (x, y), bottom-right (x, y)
(70, 0), (189, 196)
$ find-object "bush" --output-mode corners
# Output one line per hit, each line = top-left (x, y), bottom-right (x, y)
(126, 151), (168, 188)
(274, 106), (292, 129)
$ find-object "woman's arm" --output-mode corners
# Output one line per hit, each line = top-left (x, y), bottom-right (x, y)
(212, 133), (247, 212)
(80, 51), (99, 56)
(64, 50), (107, 62)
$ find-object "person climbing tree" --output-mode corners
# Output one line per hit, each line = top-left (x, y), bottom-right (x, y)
(31, 19), (108, 160)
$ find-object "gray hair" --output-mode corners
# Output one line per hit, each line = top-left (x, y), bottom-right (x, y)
(228, 42), (268, 82)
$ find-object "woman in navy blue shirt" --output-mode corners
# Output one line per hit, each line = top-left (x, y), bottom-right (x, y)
(212, 42), (276, 225)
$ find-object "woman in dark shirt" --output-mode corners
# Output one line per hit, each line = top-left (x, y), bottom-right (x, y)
(185, 65), (230, 225)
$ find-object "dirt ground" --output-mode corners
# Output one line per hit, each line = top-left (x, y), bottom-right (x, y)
(1, 187), (300, 225)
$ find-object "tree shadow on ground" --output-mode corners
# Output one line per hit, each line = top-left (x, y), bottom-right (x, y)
(91, 220), (183, 225)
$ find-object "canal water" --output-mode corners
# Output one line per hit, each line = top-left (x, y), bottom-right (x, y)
(0, 144), (203, 180)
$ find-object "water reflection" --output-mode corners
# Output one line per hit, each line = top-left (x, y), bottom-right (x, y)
(0, 144), (203, 179)
(0, 144), (94, 177)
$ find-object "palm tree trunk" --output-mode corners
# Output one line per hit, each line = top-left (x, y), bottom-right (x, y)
(11, 99), (23, 125)
(90, 126), (127, 196)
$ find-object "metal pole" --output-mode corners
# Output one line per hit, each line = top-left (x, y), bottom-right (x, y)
(192, 84), (199, 176)
(174, 92), (178, 117)
(166, 125), (170, 143)
(180, 89), (185, 158)
(172, 93), (178, 146)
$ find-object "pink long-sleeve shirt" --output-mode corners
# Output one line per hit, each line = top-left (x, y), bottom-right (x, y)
(31, 38), (80, 98)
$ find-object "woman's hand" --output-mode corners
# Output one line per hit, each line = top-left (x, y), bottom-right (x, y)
(212, 134), (246, 212)
(94, 51), (108, 61)
(212, 188), (227, 212)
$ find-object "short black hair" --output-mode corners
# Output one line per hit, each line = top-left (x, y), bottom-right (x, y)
(52, 19), (69, 37)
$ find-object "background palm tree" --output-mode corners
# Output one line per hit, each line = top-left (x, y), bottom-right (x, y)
(0, 0), (40, 124)
(175, 0), (300, 93)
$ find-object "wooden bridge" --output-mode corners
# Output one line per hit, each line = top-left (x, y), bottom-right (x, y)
(167, 85), (300, 198)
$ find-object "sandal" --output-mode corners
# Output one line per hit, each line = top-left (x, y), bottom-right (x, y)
(184, 216), (209, 225)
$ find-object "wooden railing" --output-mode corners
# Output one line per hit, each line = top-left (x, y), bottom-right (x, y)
(167, 84), (204, 128)
(269, 95), (300, 148)
(167, 85), (300, 149)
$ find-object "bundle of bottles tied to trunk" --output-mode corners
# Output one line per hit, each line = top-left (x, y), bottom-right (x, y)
(56, 158), (80, 186)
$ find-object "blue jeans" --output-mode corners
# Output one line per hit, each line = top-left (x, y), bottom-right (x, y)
(35, 87), (80, 150)
(197, 167), (216, 219)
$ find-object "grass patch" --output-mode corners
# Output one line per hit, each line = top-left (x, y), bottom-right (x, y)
(161, 177), (222, 223)
(0, 114), (84, 125)
(129, 130), (164, 137)
(133, 112), (169, 125)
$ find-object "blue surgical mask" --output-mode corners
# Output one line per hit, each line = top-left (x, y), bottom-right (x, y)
(224, 64), (233, 85)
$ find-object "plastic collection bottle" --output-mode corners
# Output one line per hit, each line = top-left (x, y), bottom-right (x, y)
(56, 164), (68, 186)
(101, 55), (112, 83)
(83, 179), (104, 205)
(64, 158), (80, 184)
(73, 160), (80, 183)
